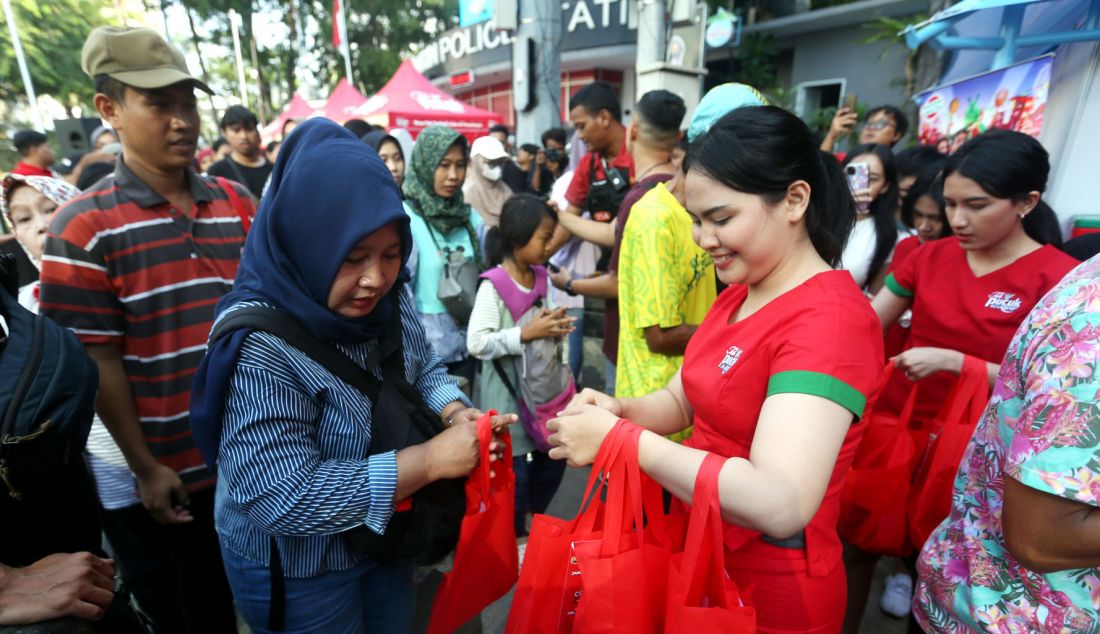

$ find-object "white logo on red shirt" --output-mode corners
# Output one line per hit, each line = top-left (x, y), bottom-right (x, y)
(984, 291), (1023, 314)
(719, 346), (743, 374)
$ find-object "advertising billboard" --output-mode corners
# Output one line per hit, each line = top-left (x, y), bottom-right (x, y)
(915, 55), (1053, 154)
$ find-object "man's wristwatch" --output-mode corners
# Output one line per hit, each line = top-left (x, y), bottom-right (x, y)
(564, 278), (577, 296)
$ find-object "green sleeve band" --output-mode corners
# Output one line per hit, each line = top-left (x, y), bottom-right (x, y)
(767, 370), (868, 420)
(884, 274), (913, 298)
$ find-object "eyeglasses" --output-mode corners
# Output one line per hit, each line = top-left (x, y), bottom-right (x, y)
(862, 119), (895, 132)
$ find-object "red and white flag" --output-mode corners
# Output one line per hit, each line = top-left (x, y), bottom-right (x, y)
(332, 0), (346, 48)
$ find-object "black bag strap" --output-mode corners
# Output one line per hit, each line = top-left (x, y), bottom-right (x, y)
(209, 306), (385, 403)
(209, 305), (440, 444)
(268, 538), (284, 631)
(209, 305), (415, 633)
(493, 358), (522, 406)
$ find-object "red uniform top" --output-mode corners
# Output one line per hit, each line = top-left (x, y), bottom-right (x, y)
(10, 161), (53, 178)
(682, 270), (883, 576)
(889, 234), (920, 271)
(880, 239), (1078, 419)
(564, 135), (634, 215)
(882, 235), (922, 359)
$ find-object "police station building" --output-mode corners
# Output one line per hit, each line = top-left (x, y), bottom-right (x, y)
(412, 0), (640, 130)
(414, 0), (925, 144)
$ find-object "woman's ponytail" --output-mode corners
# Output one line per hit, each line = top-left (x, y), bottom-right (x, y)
(1024, 201), (1062, 246)
(813, 151), (858, 267)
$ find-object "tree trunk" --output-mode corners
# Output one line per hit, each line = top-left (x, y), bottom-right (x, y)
(184, 3), (220, 137)
(283, 0), (299, 97)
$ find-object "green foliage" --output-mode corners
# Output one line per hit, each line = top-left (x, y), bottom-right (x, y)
(735, 33), (778, 93)
(705, 32), (782, 97)
(177, 0), (458, 118)
(0, 0), (123, 114)
(861, 13), (927, 99)
(310, 0), (459, 93)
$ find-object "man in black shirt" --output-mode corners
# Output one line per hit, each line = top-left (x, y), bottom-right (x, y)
(206, 105), (271, 200)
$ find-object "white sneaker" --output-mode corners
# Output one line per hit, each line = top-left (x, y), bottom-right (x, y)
(879, 572), (913, 618)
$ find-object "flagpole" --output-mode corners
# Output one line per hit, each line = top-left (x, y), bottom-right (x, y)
(337, 0), (353, 82)
(228, 9), (249, 108)
(2, 0), (44, 130)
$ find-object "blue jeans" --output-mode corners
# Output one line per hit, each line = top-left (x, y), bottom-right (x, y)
(566, 308), (585, 382)
(604, 358), (617, 397)
(220, 543), (415, 634)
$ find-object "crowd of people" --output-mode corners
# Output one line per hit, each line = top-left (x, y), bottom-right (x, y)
(2, 22), (1100, 634)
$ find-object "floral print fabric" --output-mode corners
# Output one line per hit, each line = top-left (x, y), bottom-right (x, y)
(915, 255), (1100, 633)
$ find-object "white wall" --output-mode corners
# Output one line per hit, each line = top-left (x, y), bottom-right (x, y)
(1040, 41), (1100, 232)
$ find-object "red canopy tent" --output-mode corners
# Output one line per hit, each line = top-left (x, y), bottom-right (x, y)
(353, 60), (503, 140)
(317, 78), (369, 123)
(260, 92), (315, 142)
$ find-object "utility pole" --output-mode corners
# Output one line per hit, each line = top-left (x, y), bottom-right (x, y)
(228, 9), (249, 108)
(336, 0), (353, 83)
(512, 0), (562, 145)
(635, 0), (707, 125)
(637, 0), (667, 69)
(2, 0), (44, 130)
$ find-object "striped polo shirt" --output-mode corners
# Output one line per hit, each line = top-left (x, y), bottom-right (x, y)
(39, 159), (253, 492)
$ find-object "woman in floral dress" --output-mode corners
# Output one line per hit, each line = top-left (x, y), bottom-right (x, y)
(914, 254), (1100, 632)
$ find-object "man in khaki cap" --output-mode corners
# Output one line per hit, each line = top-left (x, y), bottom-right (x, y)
(38, 26), (249, 634)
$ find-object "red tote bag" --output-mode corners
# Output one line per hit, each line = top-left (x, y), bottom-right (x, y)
(504, 420), (636, 634)
(664, 453), (756, 633)
(571, 423), (680, 634)
(908, 355), (990, 548)
(428, 411), (518, 634)
(837, 362), (923, 557)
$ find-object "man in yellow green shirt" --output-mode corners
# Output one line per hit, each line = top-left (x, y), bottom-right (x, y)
(616, 181), (715, 408)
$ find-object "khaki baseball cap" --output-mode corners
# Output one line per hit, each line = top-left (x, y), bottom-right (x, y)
(82, 26), (213, 95)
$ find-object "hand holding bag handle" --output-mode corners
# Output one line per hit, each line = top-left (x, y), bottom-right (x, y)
(908, 354), (991, 546)
(428, 411), (518, 634)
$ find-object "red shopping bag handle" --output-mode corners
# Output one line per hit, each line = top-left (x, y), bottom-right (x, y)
(874, 361), (921, 427)
(569, 419), (635, 535)
(932, 355), (989, 431)
(468, 410), (512, 512)
(598, 422), (649, 556)
(682, 453), (740, 608)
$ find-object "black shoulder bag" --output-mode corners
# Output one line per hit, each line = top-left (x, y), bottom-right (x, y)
(207, 305), (465, 629)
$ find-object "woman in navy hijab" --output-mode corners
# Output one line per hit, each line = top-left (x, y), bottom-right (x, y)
(190, 119), (512, 633)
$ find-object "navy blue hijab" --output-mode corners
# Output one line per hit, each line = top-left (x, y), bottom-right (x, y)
(190, 118), (411, 467)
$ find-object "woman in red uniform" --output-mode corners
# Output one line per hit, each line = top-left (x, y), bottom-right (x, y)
(843, 129), (1079, 631)
(875, 129), (1075, 417)
(548, 106), (884, 633)
(882, 160), (948, 361)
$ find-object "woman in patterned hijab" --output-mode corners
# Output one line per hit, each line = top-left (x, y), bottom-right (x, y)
(0, 174), (80, 310)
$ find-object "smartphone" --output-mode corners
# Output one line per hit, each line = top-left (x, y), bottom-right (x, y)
(846, 162), (870, 212)
(843, 93), (858, 112)
(846, 162), (870, 193)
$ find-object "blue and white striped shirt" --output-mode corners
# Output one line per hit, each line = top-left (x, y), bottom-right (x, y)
(213, 293), (469, 578)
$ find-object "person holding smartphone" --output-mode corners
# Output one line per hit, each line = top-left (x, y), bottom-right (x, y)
(839, 145), (905, 292)
(821, 103), (909, 156)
